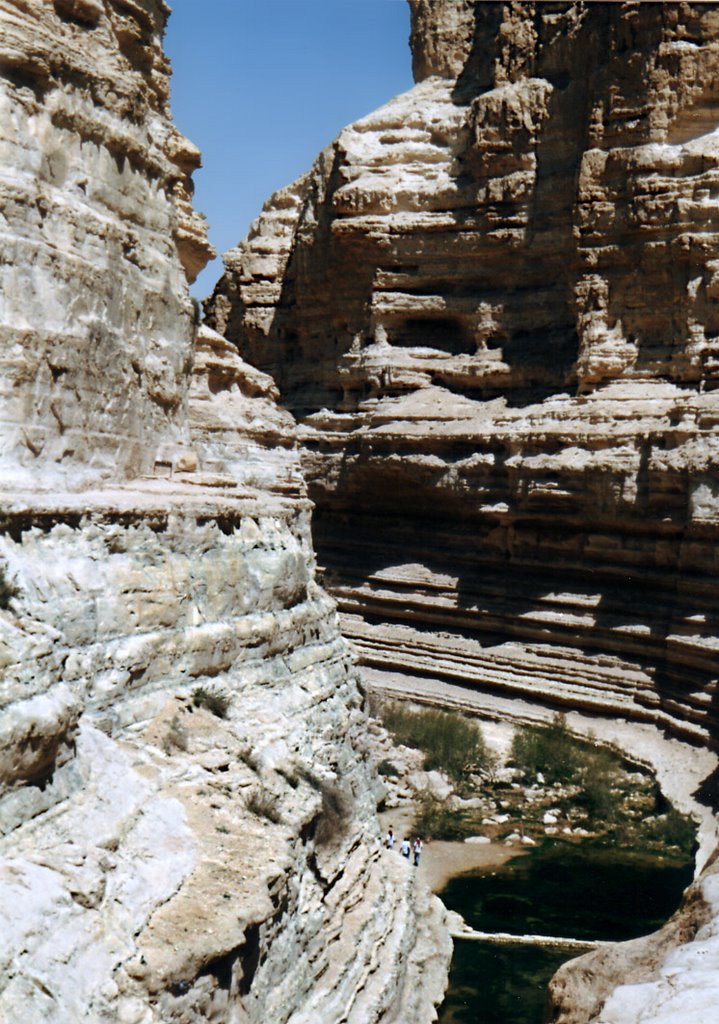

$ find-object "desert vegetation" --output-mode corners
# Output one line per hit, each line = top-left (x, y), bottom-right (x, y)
(380, 702), (495, 782)
(192, 685), (231, 719)
(510, 713), (591, 784)
(508, 714), (696, 854)
(314, 778), (353, 847)
(293, 765), (354, 846)
(245, 786), (282, 824)
(376, 703), (696, 859)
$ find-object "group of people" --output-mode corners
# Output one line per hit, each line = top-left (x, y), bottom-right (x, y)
(385, 827), (422, 865)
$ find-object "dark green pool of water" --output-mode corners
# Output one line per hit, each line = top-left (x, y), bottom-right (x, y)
(438, 940), (569, 1024)
(438, 841), (694, 1024)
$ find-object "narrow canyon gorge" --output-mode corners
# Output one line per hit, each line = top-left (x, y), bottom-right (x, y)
(2, 1), (719, 1023)
(206, 1), (719, 1021)
(0, 2), (448, 1021)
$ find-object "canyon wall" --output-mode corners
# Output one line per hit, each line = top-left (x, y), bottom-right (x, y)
(0, 3), (449, 1022)
(205, 3), (719, 1022)
(207, 0), (719, 749)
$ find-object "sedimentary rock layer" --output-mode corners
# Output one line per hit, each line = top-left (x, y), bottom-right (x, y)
(207, 1), (719, 747)
(206, 4), (719, 1022)
(0, 0), (212, 486)
(0, 3), (449, 1021)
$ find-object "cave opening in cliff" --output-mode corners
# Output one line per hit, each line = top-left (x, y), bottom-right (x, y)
(389, 316), (475, 356)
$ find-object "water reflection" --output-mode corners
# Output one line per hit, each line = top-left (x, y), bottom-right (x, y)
(438, 841), (694, 1024)
(439, 940), (569, 1024)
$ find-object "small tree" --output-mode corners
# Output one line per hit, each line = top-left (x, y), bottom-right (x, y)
(510, 714), (581, 783)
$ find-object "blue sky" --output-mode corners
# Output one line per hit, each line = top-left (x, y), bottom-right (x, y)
(165, 0), (413, 299)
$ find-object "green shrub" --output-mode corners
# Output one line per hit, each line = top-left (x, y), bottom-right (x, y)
(0, 562), (19, 610)
(510, 714), (582, 783)
(411, 792), (466, 841)
(579, 764), (619, 823)
(511, 717), (646, 828)
(245, 787), (282, 824)
(645, 806), (696, 855)
(510, 714), (619, 787)
(381, 703), (495, 782)
(192, 685), (231, 719)
(377, 759), (399, 777)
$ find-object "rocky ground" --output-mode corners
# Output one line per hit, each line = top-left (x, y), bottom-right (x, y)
(364, 667), (719, 866)
(371, 700), (695, 857)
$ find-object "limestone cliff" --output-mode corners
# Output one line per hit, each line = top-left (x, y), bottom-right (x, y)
(0, 3), (449, 1022)
(207, 0), (719, 747)
(205, 2), (719, 1022)
(0, 0), (212, 485)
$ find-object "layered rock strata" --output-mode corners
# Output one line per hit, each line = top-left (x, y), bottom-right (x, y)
(0, 0), (212, 486)
(207, 0), (719, 749)
(205, 3), (719, 1022)
(0, 3), (449, 1022)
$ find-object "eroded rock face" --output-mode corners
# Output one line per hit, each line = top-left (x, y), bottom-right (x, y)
(207, 1), (719, 748)
(0, 0), (213, 485)
(0, 3), (449, 1021)
(409, 0), (475, 82)
(206, 3), (719, 1021)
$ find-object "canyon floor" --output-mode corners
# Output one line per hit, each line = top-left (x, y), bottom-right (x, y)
(378, 804), (526, 893)
(365, 666), (719, 871)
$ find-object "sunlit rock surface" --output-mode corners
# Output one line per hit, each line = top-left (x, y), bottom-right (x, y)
(0, 2), (450, 1021)
(207, 0), (719, 746)
(0, 0), (213, 486)
(206, 2), (719, 1022)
